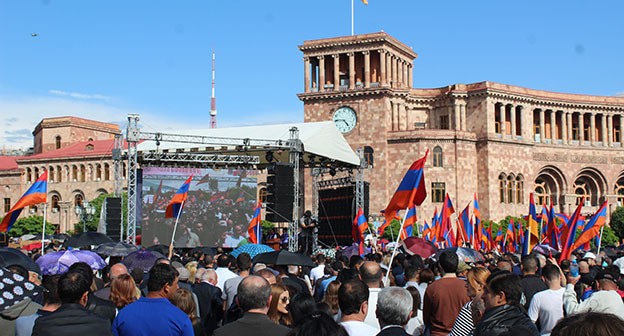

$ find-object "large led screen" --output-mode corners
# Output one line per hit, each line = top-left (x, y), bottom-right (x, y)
(141, 167), (259, 248)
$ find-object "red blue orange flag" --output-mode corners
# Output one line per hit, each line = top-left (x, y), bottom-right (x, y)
(383, 150), (428, 225)
(352, 208), (368, 255)
(559, 196), (585, 263)
(165, 175), (193, 218)
(437, 193), (455, 242)
(571, 201), (607, 251)
(400, 206), (417, 240)
(1, 171), (48, 232)
(247, 202), (262, 244)
(545, 202), (560, 250)
(422, 220), (432, 241)
(458, 203), (472, 243)
(522, 193), (540, 255)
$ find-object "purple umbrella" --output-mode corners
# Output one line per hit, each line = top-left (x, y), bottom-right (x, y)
(36, 250), (107, 275)
(341, 243), (372, 258)
(123, 249), (165, 273)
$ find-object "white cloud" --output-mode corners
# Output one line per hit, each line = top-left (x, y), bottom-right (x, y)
(0, 95), (201, 150)
(616, 92), (624, 97)
(49, 89), (112, 101)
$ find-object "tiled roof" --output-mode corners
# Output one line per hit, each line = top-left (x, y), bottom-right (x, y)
(0, 156), (21, 170)
(17, 139), (118, 161)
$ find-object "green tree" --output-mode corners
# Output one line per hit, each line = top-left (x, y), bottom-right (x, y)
(609, 206), (624, 241)
(7, 215), (55, 237)
(380, 218), (402, 241)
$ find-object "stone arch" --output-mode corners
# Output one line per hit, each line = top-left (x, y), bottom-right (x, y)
(498, 172), (507, 203)
(73, 190), (85, 207)
(49, 191), (61, 213)
(516, 174), (525, 204)
(96, 188), (109, 196)
(534, 165), (567, 209)
(432, 146), (443, 167)
(614, 171), (624, 206)
(507, 173), (516, 204)
(573, 167), (608, 206)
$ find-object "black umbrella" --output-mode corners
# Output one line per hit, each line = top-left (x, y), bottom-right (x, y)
(65, 232), (113, 247)
(0, 247), (42, 274)
(53, 233), (70, 242)
(94, 242), (139, 257)
(190, 246), (215, 256)
(146, 244), (169, 256)
(252, 250), (315, 267)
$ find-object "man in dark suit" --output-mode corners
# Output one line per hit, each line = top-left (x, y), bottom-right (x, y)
(192, 269), (223, 335)
(214, 275), (289, 336)
(376, 287), (412, 336)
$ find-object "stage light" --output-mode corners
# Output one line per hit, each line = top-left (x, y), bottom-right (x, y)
(265, 150), (274, 162)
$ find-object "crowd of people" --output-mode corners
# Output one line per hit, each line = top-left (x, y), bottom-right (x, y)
(3, 243), (624, 336)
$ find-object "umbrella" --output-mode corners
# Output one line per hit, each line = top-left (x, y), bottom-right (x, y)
(532, 244), (559, 257)
(64, 232), (113, 247)
(31, 233), (54, 241)
(0, 247), (41, 274)
(53, 233), (70, 242)
(123, 249), (166, 273)
(190, 246), (215, 256)
(146, 244), (169, 256)
(602, 246), (618, 259)
(341, 244), (372, 258)
(94, 242), (138, 257)
(231, 244), (274, 259)
(36, 249), (107, 275)
(437, 247), (485, 264)
(252, 250), (315, 267)
(401, 237), (438, 258)
(0, 267), (42, 311)
(20, 234), (36, 241)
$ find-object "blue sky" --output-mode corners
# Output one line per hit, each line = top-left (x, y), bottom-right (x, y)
(1, 1), (623, 149)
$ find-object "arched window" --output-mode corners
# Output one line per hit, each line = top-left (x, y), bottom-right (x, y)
(51, 195), (60, 212)
(72, 165), (78, 181)
(104, 163), (110, 181)
(26, 167), (32, 183)
(516, 175), (524, 204)
(74, 194), (84, 207)
(432, 146), (443, 167)
(96, 164), (102, 181)
(507, 175), (515, 204)
(499, 173), (507, 203)
(55, 136), (61, 149)
(535, 182), (549, 206)
(574, 183), (590, 206)
(80, 165), (86, 182)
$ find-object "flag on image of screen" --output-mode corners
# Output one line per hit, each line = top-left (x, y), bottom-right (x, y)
(165, 175), (193, 218)
(0, 171), (48, 232)
(247, 202), (262, 244)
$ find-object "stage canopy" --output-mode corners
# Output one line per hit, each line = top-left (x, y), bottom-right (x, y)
(135, 121), (361, 167)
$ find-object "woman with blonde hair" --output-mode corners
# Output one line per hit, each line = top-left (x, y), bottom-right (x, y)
(448, 266), (491, 336)
(170, 288), (203, 336)
(109, 273), (139, 310)
(268, 284), (293, 326)
(185, 261), (198, 284)
(321, 280), (340, 317)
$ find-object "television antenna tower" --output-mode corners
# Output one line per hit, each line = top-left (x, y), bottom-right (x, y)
(210, 51), (217, 128)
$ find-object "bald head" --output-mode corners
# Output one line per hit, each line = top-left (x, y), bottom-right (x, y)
(110, 263), (128, 280)
(360, 261), (382, 288)
(237, 275), (271, 312)
(578, 261), (590, 273)
(255, 268), (277, 285)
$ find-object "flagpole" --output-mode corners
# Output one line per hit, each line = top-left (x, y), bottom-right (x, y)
(42, 202), (47, 255)
(169, 200), (185, 259)
(351, 0), (354, 36)
(384, 206), (410, 286)
(597, 225), (605, 255)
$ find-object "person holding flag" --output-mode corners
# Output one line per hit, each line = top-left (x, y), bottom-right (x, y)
(247, 201), (262, 244)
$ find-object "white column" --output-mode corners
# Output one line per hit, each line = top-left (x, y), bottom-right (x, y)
(318, 56), (325, 92)
(333, 54), (340, 91)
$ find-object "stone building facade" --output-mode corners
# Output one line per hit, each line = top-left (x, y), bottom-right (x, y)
(298, 32), (624, 222)
(0, 116), (122, 233)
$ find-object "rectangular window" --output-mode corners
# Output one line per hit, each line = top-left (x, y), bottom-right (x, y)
(431, 182), (445, 203)
(3, 198), (10, 213)
(439, 116), (449, 130)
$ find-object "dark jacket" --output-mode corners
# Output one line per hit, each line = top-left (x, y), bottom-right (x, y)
(377, 326), (410, 336)
(32, 303), (112, 336)
(214, 312), (289, 336)
(193, 282), (224, 335)
(86, 292), (116, 323)
(474, 304), (538, 336)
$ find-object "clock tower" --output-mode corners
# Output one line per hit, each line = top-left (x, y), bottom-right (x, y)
(298, 32), (418, 216)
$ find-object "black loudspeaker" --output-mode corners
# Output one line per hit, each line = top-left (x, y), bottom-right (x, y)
(317, 182), (369, 247)
(265, 163), (295, 222)
(105, 197), (122, 241)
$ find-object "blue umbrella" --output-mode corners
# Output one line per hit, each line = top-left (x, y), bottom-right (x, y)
(36, 250), (106, 275)
(231, 244), (274, 259)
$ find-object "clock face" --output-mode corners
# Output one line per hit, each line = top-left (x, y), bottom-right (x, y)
(332, 107), (357, 133)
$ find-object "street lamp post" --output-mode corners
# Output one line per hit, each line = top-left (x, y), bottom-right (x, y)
(75, 201), (95, 233)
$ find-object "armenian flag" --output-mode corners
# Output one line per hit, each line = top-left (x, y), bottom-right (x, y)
(352, 208), (369, 255)
(522, 193), (540, 255)
(400, 206), (417, 240)
(1, 171), (48, 232)
(247, 202), (262, 244)
(165, 176), (193, 218)
(570, 201), (607, 251)
(383, 151), (428, 225)
(559, 197), (585, 263)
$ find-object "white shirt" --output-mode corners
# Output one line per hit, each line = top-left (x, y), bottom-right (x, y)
(405, 310), (424, 336)
(363, 287), (381, 329)
(310, 264), (325, 283)
(215, 267), (238, 291)
(528, 287), (565, 334)
(563, 284), (624, 318)
(340, 320), (379, 336)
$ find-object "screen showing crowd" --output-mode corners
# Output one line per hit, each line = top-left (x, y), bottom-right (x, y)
(140, 166), (259, 248)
